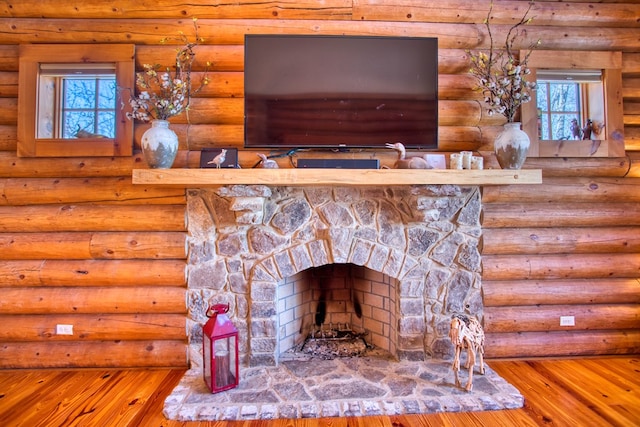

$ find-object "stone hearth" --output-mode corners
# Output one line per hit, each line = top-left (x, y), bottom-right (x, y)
(186, 184), (483, 366)
(163, 344), (524, 421)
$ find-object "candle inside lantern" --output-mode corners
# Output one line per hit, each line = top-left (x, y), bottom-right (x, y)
(215, 350), (232, 388)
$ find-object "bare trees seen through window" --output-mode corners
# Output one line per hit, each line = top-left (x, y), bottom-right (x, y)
(62, 77), (116, 138)
(537, 81), (581, 140)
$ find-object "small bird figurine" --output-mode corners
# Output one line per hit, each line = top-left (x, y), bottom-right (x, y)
(385, 142), (431, 169)
(588, 121), (606, 155)
(591, 121), (605, 138)
(207, 149), (227, 169)
(257, 153), (279, 168)
(582, 119), (593, 140)
(570, 118), (582, 140)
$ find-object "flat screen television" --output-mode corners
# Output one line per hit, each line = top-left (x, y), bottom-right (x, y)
(244, 35), (438, 150)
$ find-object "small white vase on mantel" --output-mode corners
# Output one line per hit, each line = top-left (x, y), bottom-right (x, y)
(141, 119), (179, 169)
(494, 121), (530, 170)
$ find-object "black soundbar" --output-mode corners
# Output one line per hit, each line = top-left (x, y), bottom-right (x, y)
(297, 158), (380, 169)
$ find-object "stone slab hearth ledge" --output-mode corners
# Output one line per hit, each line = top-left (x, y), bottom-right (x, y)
(163, 345), (524, 421)
(132, 168), (542, 187)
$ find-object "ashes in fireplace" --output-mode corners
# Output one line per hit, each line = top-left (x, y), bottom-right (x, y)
(296, 322), (375, 359)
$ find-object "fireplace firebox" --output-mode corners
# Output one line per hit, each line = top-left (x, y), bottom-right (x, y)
(277, 263), (398, 360)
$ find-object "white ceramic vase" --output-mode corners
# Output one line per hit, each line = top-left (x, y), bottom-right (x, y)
(494, 122), (530, 170)
(141, 119), (178, 169)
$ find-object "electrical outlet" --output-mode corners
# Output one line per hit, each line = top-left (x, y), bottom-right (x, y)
(560, 316), (575, 327)
(56, 324), (74, 335)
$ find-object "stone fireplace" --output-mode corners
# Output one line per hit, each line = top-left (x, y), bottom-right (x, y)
(186, 184), (482, 367)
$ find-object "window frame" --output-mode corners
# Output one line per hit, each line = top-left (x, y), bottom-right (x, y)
(17, 44), (135, 157)
(521, 50), (625, 158)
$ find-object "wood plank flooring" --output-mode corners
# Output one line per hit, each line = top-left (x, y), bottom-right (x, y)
(0, 357), (638, 426)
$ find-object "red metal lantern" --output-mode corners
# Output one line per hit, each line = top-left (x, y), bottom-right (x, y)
(202, 303), (239, 393)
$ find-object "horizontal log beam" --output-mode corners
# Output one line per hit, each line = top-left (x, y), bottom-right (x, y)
(0, 205), (186, 232)
(0, 313), (185, 341)
(2, 0), (352, 20)
(0, 70), (17, 97)
(3, 19), (640, 51)
(482, 202), (640, 228)
(0, 45), (18, 71)
(482, 226), (640, 254)
(353, 1), (640, 28)
(485, 330), (640, 359)
(2, 0), (639, 29)
(0, 19), (485, 48)
(482, 177), (640, 204)
(0, 340), (187, 368)
(0, 98), (16, 125)
(484, 304), (640, 333)
(521, 157), (630, 177)
(482, 253), (640, 281)
(137, 45), (242, 73)
(0, 287), (186, 314)
(0, 177), (186, 205)
(0, 124), (16, 152)
(630, 153), (640, 177)
(0, 232), (187, 260)
(89, 232), (187, 260)
(0, 260), (186, 287)
(0, 151), (146, 178)
(483, 279), (640, 306)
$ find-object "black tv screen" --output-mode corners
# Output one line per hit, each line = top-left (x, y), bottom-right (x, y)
(244, 35), (438, 150)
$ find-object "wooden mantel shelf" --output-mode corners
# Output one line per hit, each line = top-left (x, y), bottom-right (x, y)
(132, 168), (542, 186)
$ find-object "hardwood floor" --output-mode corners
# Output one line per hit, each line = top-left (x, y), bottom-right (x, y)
(0, 357), (638, 426)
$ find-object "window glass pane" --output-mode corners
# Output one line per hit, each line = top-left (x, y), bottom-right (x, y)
(98, 111), (115, 138)
(549, 83), (579, 112)
(63, 111), (95, 138)
(540, 114), (549, 140)
(536, 84), (548, 110)
(550, 114), (580, 140)
(64, 79), (97, 109)
(537, 79), (583, 140)
(60, 76), (116, 138)
(98, 78), (116, 109)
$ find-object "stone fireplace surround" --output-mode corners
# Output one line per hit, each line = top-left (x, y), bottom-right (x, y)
(186, 183), (483, 366)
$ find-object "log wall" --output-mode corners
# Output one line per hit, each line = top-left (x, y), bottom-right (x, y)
(482, 168), (640, 358)
(0, 0), (639, 368)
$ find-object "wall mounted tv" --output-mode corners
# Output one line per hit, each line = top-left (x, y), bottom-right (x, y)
(244, 35), (439, 150)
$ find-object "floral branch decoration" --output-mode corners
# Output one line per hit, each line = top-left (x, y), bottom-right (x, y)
(468, 1), (540, 123)
(122, 18), (210, 122)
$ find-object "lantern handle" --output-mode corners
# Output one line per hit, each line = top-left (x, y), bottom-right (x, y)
(206, 303), (229, 318)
